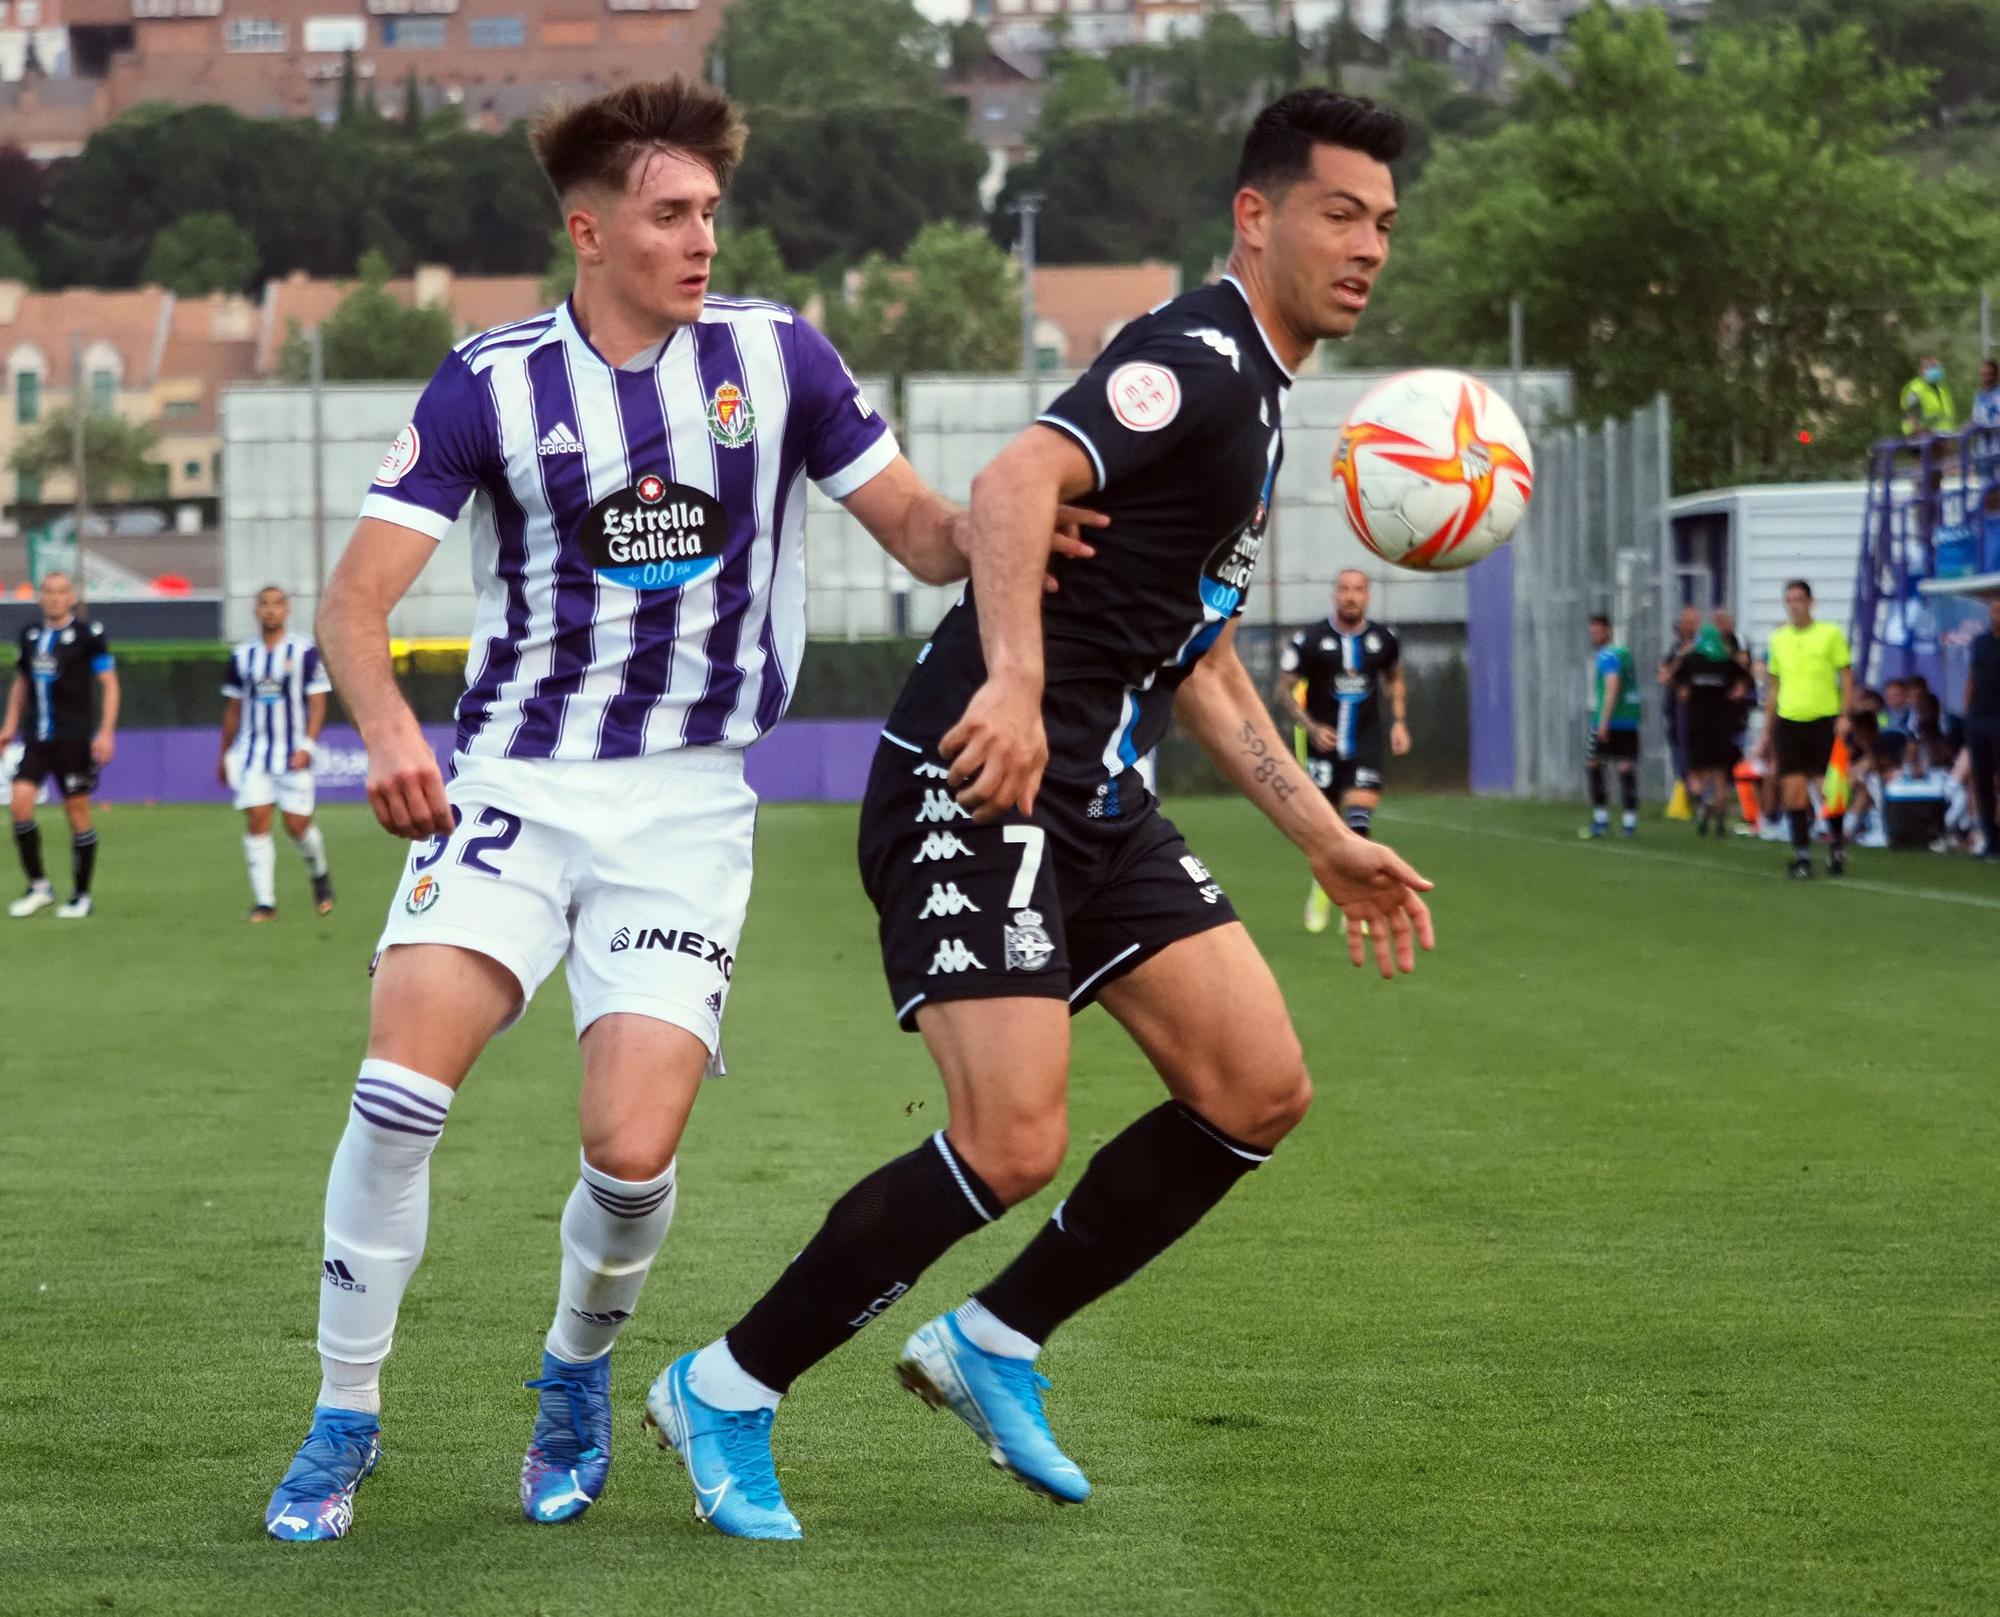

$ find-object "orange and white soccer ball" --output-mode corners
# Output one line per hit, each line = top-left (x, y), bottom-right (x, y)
(1330, 369), (1535, 571)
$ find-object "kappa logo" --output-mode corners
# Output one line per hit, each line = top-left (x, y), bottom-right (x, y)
(1365, 632), (1382, 653)
(927, 938), (986, 975)
(537, 420), (584, 456)
(1321, 637), (1336, 651)
(1185, 326), (1241, 371)
(913, 831), (974, 864)
(915, 788), (970, 824)
(918, 882), (981, 920)
(1003, 908), (1055, 972)
(322, 1259), (366, 1293)
(610, 926), (736, 978)
(912, 761), (950, 780)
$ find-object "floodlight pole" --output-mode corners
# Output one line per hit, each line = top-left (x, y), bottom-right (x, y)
(1011, 192), (1044, 383)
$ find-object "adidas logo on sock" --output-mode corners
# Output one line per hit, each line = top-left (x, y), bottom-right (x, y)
(537, 421), (584, 456)
(322, 1258), (367, 1293)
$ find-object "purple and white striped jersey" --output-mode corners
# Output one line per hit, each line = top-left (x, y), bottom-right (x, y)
(359, 297), (895, 761)
(223, 634), (332, 774)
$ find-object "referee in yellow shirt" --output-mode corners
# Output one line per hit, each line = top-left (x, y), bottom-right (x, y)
(1760, 579), (1853, 879)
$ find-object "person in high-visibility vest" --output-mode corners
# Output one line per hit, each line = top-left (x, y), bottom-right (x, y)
(1901, 354), (1957, 435)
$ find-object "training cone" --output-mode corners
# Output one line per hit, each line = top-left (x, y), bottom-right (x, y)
(1665, 781), (1693, 820)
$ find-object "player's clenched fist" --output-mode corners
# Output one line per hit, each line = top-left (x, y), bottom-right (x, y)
(366, 725), (454, 840)
(941, 675), (1048, 823)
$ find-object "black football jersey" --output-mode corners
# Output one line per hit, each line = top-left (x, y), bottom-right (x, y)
(15, 616), (113, 743)
(885, 277), (1288, 815)
(1281, 617), (1400, 760)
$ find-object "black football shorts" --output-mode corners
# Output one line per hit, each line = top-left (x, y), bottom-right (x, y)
(858, 735), (1239, 1029)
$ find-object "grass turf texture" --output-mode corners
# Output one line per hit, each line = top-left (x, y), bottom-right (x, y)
(2, 798), (1995, 1617)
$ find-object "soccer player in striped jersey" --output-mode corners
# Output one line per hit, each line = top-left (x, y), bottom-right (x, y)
(261, 78), (1098, 1542)
(219, 586), (335, 920)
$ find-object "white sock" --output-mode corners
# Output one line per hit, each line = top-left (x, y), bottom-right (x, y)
(954, 1298), (1040, 1360)
(688, 1337), (781, 1413)
(291, 823), (328, 879)
(315, 1059), (454, 1413)
(244, 833), (276, 908)
(544, 1153), (677, 1365)
(1622, 810), (1639, 831)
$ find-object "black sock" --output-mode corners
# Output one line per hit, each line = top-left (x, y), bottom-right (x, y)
(726, 1131), (1001, 1394)
(1344, 805), (1373, 838)
(13, 819), (44, 884)
(1586, 762), (1607, 809)
(1829, 814), (1846, 852)
(1787, 807), (1812, 854)
(1619, 771), (1639, 814)
(71, 830), (97, 897)
(977, 1101), (1268, 1347)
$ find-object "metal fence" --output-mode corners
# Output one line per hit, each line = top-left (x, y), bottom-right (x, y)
(1507, 394), (1675, 800)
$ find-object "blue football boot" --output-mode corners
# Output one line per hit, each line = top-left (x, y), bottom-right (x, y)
(895, 1313), (1091, 1504)
(264, 1405), (381, 1541)
(642, 1352), (801, 1540)
(521, 1350), (613, 1524)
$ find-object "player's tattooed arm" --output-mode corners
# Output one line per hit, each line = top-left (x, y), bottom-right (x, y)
(1176, 621), (1434, 976)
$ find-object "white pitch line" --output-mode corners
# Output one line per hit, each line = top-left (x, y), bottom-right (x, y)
(1377, 807), (2000, 914)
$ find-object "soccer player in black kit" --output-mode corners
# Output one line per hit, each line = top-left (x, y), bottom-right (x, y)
(1276, 567), (1407, 932)
(2, 571), (118, 919)
(646, 91), (1434, 1540)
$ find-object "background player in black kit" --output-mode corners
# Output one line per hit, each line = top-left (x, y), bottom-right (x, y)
(652, 90), (1435, 1541)
(1, 571), (118, 919)
(1275, 567), (1407, 932)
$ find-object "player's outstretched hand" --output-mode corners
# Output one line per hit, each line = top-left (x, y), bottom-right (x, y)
(1311, 836), (1435, 979)
(940, 676), (1047, 824)
(367, 725), (453, 840)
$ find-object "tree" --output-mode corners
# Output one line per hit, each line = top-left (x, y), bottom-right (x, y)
(1114, 12), (1297, 127)
(1382, 53), (1503, 185)
(1385, 0), (1412, 56)
(401, 72), (423, 137)
(0, 228), (35, 287)
(730, 99), (985, 271)
(289, 249), (455, 382)
(1346, 11), (2000, 486)
(825, 223), (1018, 380)
(1714, 0), (2000, 111)
(337, 49), (362, 127)
(0, 143), (46, 245)
(946, 18), (990, 78)
(144, 211), (258, 295)
(1035, 53), (1124, 142)
(1322, 0), (1373, 85)
(711, 225), (815, 307)
(540, 226), (575, 306)
(10, 408), (168, 500)
(716, 0), (942, 106)
(994, 110), (1239, 282)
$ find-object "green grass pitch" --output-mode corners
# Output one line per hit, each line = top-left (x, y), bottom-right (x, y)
(2, 796), (1996, 1616)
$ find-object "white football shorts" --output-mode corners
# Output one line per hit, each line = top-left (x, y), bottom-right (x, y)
(375, 747), (755, 1061)
(227, 754), (317, 816)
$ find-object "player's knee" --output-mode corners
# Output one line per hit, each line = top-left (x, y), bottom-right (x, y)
(577, 1132), (677, 1185)
(963, 1116), (1068, 1207)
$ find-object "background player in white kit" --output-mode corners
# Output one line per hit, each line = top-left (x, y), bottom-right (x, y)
(262, 78), (1098, 1542)
(219, 585), (335, 920)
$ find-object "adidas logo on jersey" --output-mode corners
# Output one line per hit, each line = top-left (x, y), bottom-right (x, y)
(918, 882), (981, 919)
(915, 788), (970, 824)
(537, 421), (584, 456)
(913, 831), (974, 864)
(927, 938), (986, 975)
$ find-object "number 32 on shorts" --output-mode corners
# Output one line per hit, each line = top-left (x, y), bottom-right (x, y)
(412, 805), (524, 877)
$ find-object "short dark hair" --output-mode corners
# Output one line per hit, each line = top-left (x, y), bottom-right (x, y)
(1588, 613), (1611, 630)
(257, 584), (287, 599)
(531, 77), (747, 202)
(1784, 579), (1813, 598)
(1235, 89), (1407, 196)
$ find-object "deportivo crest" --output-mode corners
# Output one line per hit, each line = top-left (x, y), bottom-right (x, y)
(1365, 632), (1382, 653)
(405, 873), (441, 914)
(1004, 908), (1055, 973)
(706, 381), (756, 448)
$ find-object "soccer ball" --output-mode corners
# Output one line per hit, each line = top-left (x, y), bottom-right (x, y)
(1329, 369), (1535, 571)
